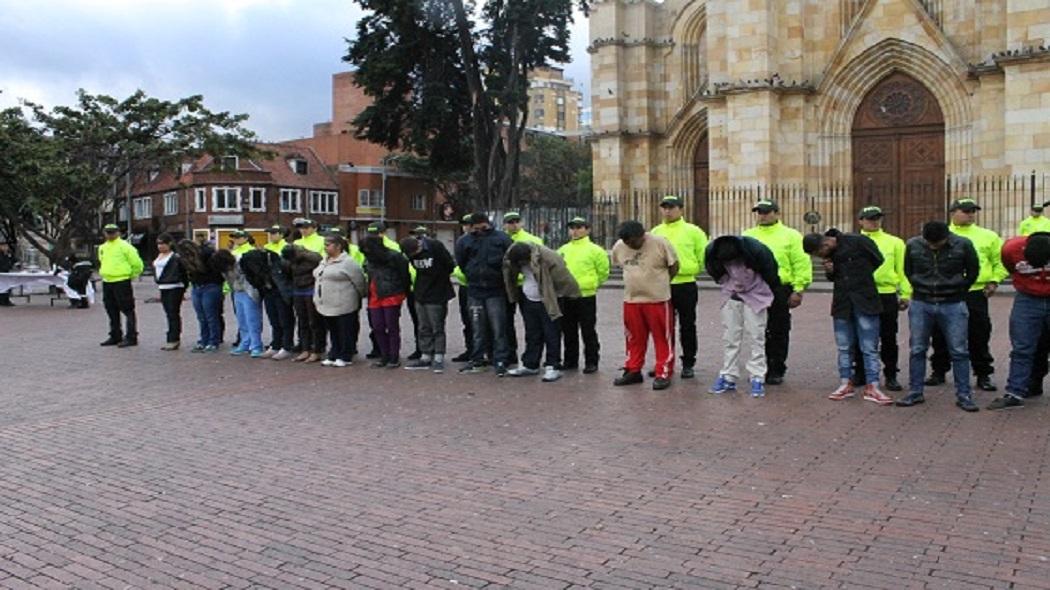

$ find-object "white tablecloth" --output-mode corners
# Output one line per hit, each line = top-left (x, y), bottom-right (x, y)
(0, 272), (96, 303)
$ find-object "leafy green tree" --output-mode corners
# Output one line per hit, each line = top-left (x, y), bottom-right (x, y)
(0, 90), (259, 263)
(517, 133), (592, 207)
(345, 0), (587, 210)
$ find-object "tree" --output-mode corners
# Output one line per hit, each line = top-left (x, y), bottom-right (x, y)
(517, 133), (592, 207)
(0, 90), (259, 263)
(345, 0), (587, 210)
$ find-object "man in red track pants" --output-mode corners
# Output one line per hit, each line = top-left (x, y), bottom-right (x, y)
(611, 220), (680, 390)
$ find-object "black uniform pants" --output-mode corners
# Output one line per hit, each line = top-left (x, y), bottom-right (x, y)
(159, 287), (185, 343)
(505, 293), (520, 365)
(851, 293), (901, 382)
(765, 284), (793, 378)
(264, 291), (295, 352)
(103, 280), (137, 340)
(458, 286), (473, 356)
(560, 295), (599, 368)
(670, 282), (699, 368)
(931, 290), (993, 377)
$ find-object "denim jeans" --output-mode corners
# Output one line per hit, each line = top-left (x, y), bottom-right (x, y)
(233, 291), (264, 353)
(191, 283), (223, 347)
(908, 299), (971, 398)
(520, 298), (561, 369)
(833, 313), (880, 384)
(1006, 292), (1050, 398)
(469, 294), (511, 365)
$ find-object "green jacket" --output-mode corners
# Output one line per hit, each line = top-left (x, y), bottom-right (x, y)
(949, 223), (1008, 291)
(452, 265), (467, 286)
(743, 221), (812, 292)
(651, 218), (708, 284)
(509, 229), (543, 245)
(232, 242), (253, 258)
(1019, 215), (1050, 236)
(264, 239), (287, 255)
(98, 237), (144, 283)
(295, 232), (325, 255)
(861, 228), (912, 299)
(557, 236), (610, 297)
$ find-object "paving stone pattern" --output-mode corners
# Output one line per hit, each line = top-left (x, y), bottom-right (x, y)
(1, 284), (1049, 589)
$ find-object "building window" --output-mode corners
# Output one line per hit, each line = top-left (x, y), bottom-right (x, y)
(163, 192), (178, 216)
(132, 197), (152, 220)
(411, 194), (426, 211)
(195, 188), (207, 212)
(358, 189), (384, 209)
(309, 190), (338, 215)
(556, 96), (565, 105)
(220, 155), (238, 171)
(248, 187), (266, 212)
(534, 108), (545, 118)
(212, 186), (241, 212)
(279, 188), (301, 213)
(289, 159), (308, 175)
(117, 205), (127, 222)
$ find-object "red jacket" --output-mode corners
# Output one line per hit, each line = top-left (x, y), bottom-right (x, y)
(1002, 236), (1050, 297)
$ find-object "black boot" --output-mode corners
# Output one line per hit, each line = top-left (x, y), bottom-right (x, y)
(976, 375), (998, 391)
(924, 372), (946, 386)
(884, 375), (903, 392)
(100, 336), (121, 346)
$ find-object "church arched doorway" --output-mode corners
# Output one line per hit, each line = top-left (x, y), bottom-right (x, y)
(852, 72), (945, 238)
(693, 133), (710, 231)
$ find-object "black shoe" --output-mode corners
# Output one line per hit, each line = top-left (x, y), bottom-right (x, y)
(614, 371), (643, 386)
(1029, 388), (1044, 397)
(561, 364), (579, 371)
(987, 395), (1024, 411)
(451, 352), (471, 363)
(924, 372), (946, 386)
(895, 393), (925, 407)
(366, 350), (382, 359)
(884, 376), (903, 392)
(386, 359), (401, 369)
(407, 350), (422, 361)
(681, 367), (695, 379)
(100, 337), (121, 346)
(647, 370), (656, 378)
(977, 376), (998, 392)
(495, 363), (507, 377)
(583, 364), (599, 374)
(371, 360), (388, 368)
(117, 339), (138, 348)
(652, 377), (671, 391)
(765, 374), (783, 385)
(956, 397), (979, 412)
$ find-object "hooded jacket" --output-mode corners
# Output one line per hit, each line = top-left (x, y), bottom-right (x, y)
(455, 226), (513, 296)
(704, 235), (780, 289)
(364, 247), (411, 300)
(407, 237), (455, 304)
(503, 243), (581, 320)
(98, 237), (144, 283)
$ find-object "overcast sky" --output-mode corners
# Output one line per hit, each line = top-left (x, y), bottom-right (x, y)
(0, 0), (591, 142)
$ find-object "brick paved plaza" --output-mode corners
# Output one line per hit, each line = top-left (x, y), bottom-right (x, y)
(1, 285), (1049, 589)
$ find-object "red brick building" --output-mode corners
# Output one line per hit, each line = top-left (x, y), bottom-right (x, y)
(126, 143), (340, 255)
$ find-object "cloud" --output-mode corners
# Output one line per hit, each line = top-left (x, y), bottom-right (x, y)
(0, 0), (591, 139)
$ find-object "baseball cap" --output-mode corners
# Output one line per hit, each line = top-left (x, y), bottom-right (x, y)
(949, 198), (981, 212)
(659, 195), (684, 208)
(1035, 201), (1050, 212)
(858, 205), (883, 220)
(267, 225), (284, 234)
(503, 211), (522, 223)
(229, 229), (248, 238)
(102, 223), (120, 232)
(411, 225), (427, 235)
(567, 216), (589, 228)
(751, 199), (779, 213)
(365, 223), (381, 234)
(326, 227), (345, 237)
(461, 214), (473, 224)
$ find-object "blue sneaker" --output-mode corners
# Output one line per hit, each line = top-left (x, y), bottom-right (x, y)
(708, 375), (737, 394)
(230, 346), (249, 356)
(249, 349), (265, 359)
(750, 378), (766, 397)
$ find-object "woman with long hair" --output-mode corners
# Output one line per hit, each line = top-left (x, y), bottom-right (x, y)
(176, 239), (225, 352)
(360, 236), (411, 368)
(154, 233), (188, 350)
(313, 235), (367, 367)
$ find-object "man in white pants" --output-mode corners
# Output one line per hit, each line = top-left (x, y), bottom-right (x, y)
(704, 235), (780, 397)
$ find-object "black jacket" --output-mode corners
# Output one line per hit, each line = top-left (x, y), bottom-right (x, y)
(286, 247), (322, 290)
(455, 227), (512, 294)
(704, 235), (781, 290)
(824, 230), (884, 318)
(239, 249), (272, 295)
(186, 245), (226, 287)
(365, 248), (411, 299)
(263, 250), (294, 302)
(408, 237), (455, 304)
(904, 234), (980, 303)
(154, 253), (187, 288)
(0, 251), (15, 273)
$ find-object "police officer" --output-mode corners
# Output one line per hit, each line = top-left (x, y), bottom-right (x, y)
(98, 223), (145, 347)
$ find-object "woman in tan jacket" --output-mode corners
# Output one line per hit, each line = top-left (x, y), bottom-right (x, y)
(313, 235), (367, 367)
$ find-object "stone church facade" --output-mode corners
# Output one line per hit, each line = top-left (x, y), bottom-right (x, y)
(589, 0), (1050, 236)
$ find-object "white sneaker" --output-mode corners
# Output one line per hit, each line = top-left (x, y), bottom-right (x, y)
(333, 359), (348, 368)
(507, 366), (540, 377)
(542, 366), (562, 382)
(272, 349), (293, 361)
(321, 359), (335, 367)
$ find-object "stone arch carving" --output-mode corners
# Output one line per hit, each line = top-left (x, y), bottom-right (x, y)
(666, 105), (708, 195)
(816, 38), (974, 184)
(668, 1), (708, 110)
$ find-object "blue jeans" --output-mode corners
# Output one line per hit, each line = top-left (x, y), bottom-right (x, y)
(1006, 293), (1050, 398)
(908, 299), (971, 398)
(191, 283), (223, 347)
(833, 313), (880, 384)
(469, 294), (511, 365)
(233, 291), (264, 353)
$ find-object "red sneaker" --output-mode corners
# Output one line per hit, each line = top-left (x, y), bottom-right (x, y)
(828, 381), (855, 400)
(863, 383), (893, 406)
